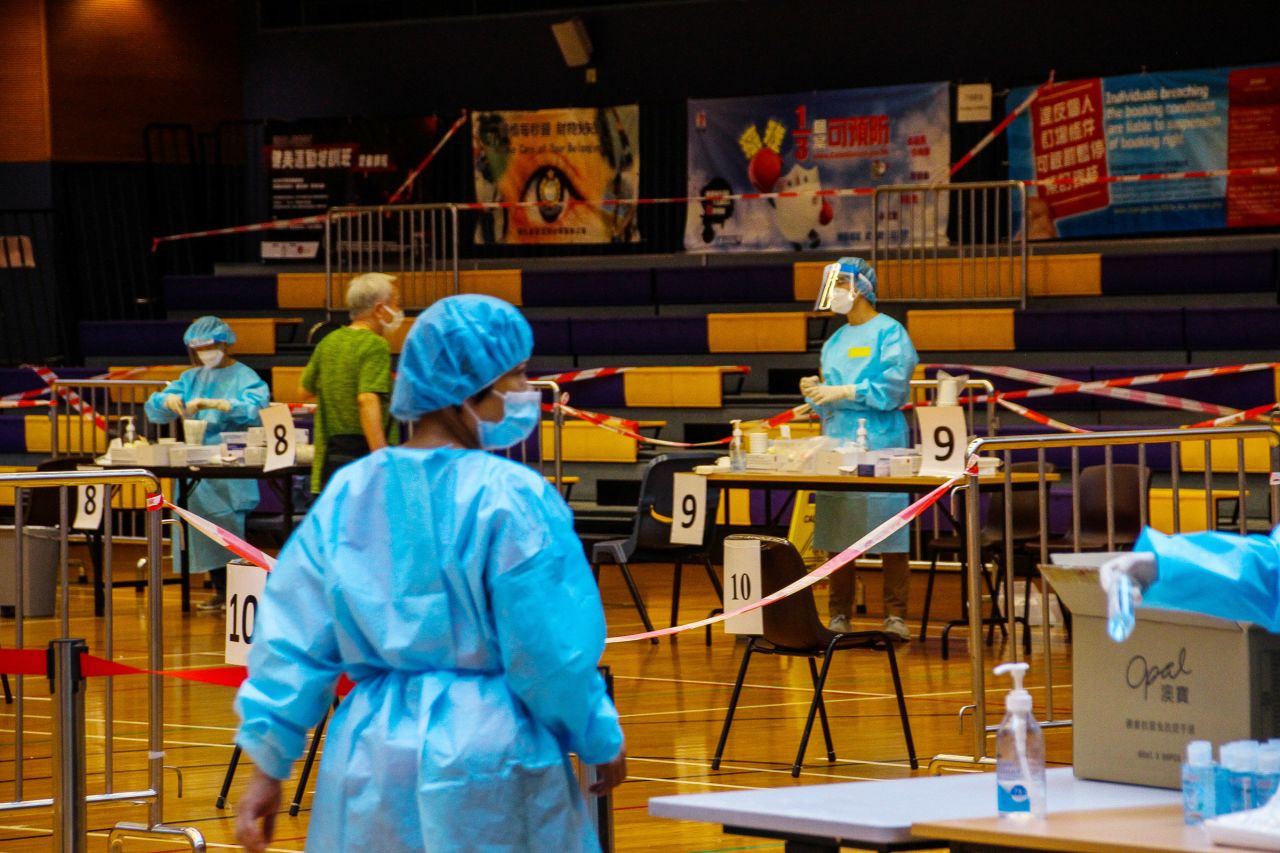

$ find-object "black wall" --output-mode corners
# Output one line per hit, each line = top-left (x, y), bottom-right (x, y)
(242, 0), (1279, 117)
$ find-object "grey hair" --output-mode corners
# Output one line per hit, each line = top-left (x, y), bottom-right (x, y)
(346, 273), (397, 319)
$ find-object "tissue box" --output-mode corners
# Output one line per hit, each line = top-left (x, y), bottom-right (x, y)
(1043, 554), (1280, 789)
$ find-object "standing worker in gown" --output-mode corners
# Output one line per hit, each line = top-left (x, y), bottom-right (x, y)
(800, 257), (919, 641)
(144, 316), (268, 611)
(233, 294), (626, 853)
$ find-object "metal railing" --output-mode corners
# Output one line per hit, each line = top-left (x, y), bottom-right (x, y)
(872, 181), (1027, 307)
(324, 203), (461, 321)
(0, 470), (171, 840)
(950, 425), (1280, 763)
(498, 380), (565, 494)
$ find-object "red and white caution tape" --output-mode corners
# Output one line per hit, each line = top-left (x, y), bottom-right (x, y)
(0, 399), (51, 409)
(606, 466), (968, 643)
(929, 363), (1246, 416)
(554, 401), (814, 449)
(385, 111), (468, 205)
(945, 74), (1053, 182)
(995, 396), (1090, 434)
(1032, 164), (1280, 191)
(24, 365), (108, 431)
(1188, 402), (1278, 429)
(148, 492), (277, 572)
(150, 214), (331, 253)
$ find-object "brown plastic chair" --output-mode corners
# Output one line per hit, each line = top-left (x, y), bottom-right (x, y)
(711, 535), (916, 777)
(921, 461), (1056, 655)
(1036, 463), (1150, 552)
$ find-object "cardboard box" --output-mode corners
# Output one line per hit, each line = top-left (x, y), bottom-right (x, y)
(1042, 554), (1280, 790)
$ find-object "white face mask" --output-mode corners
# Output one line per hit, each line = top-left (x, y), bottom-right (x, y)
(829, 289), (856, 315)
(381, 306), (405, 335)
(196, 349), (224, 368)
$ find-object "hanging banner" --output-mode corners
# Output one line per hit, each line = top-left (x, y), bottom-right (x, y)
(685, 82), (950, 252)
(470, 105), (640, 244)
(261, 116), (444, 260)
(1008, 63), (1280, 238)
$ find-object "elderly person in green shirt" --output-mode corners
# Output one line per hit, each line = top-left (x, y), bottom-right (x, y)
(300, 272), (404, 492)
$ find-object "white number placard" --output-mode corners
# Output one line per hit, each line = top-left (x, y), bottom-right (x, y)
(722, 537), (763, 635)
(73, 483), (106, 531)
(670, 472), (707, 545)
(259, 403), (296, 472)
(225, 560), (267, 666)
(916, 405), (968, 477)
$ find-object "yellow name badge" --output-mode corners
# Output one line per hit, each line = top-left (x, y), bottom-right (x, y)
(847, 346), (872, 359)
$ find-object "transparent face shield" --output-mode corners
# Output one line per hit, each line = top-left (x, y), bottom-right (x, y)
(813, 262), (871, 310)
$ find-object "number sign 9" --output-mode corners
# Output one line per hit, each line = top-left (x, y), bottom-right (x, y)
(915, 405), (968, 477)
(670, 473), (707, 545)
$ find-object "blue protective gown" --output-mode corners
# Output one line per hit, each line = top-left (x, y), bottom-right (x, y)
(1136, 525), (1280, 631)
(235, 447), (623, 853)
(143, 362), (269, 573)
(812, 314), (919, 554)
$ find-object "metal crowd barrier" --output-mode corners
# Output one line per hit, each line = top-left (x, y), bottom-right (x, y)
(872, 181), (1028, 307)
(0, 470), (201, 849)
(946, 425), (1280, 764)
(324, 203), (461, 322)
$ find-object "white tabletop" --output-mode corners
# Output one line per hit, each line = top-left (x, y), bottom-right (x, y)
(648, 767), (1182, 845)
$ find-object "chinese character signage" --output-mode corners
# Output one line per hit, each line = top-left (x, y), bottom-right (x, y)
(1008, 64), (1280, 238)
(261, 116), (443, 260)
(470, 106), (640, 244)
(685, 82), (950, 252)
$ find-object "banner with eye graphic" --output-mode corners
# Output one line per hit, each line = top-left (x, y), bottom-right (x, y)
(470, 105), (640, 244)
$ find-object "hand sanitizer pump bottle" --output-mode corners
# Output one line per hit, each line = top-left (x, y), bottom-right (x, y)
(994, 662), (1046, 821)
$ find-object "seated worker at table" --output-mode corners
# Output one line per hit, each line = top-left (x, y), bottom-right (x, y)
(144, 316), (269, 612)
(800, 257), (919, 641)
(233, 294), (625, 853)
(1102, 523), (1280, 633)
(300, 272), (403, 494)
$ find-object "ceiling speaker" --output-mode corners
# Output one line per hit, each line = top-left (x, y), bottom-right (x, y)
(551, 17), (593, 68)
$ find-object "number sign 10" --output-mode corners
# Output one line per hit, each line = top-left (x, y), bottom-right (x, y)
(722, 537), (763, 635)
(225, 560), (267, 666)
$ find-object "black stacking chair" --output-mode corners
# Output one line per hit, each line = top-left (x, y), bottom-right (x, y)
(711, 535), (916, 777)
(591, 452), (723, 645)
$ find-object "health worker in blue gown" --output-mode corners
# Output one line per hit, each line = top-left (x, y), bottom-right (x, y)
(233, 294), (626, 853)
(800, 257), (919, 642)
(1102, 524), (1280, 634)
(144, 316), (268, 611)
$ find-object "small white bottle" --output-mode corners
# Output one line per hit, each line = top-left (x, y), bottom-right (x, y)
(122, 416), (137, 446)
(729, 420), (746, 472)
(1254, 743), (1280, 809)
(1225, 741), (1259, 813)
(1182, 740), (1217, 825)
(780, 424), (792, 441)
(994, 662), (1046, 821)
(855, 417), (869, 452)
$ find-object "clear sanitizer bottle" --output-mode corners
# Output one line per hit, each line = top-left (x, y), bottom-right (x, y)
(1182, 740), (1217, 824)
(729, 420), (746, 472)
(1255, 743), (1280, 809)
(855, 417), (869, 452)
(994, 662), (1046, 820)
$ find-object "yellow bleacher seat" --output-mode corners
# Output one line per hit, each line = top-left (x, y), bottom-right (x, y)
(707, 312), (807, 353)
(1178, 428), (1280, 474)
(543, 420), (637, 463)
(277, 272), (328, 310)
(224, 318), (302, 356)
(906, 308), (1015, 351)
(271, 366), (309, 404)
(26, 415), (109, 455)
(1148, 488), (1246, 534)
(460, 269), (522, 305)
(623, 367), (724, 408)
(794, 254), (1101, 301)
(0, 466), (36, 507)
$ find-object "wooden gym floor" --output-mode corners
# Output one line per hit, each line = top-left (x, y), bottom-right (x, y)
(0, 547), (1074, 851)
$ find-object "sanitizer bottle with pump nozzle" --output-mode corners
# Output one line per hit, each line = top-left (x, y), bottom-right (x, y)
(994, 662), (1046, 820)
(729, 420), (746, 472)
(855, 417), (869, 452)
(1182, 740), (1216, 824)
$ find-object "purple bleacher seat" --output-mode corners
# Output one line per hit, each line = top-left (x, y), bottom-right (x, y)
(1014, 308), (1185, 352)
(521, 269), (653, 307)
(1185, 306), (1280, 351)
(529, 319), (573, 356)
(1102, 250), (1278, 296)
(163, 274), (278, 311)
(570, 317), (709, 355)
(0, 366), (100, 399)
(530, 371), (626, 408)
(79, 321), (189, 357)
(0, 416), (27, 454)
(654, 265), (793, 304)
